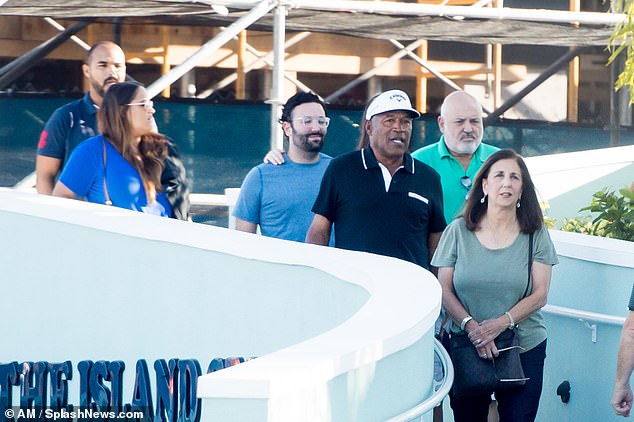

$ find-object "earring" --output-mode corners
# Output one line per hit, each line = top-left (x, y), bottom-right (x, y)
(480, 193), (487, 204)
(517, 199), (521, 208)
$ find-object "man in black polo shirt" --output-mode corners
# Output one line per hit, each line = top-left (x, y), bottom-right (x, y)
(306, 89), (446, 270)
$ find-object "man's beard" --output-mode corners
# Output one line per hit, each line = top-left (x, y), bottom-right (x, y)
(454, 137), (480, 155)
(295, 133), (324, 153)
(92, 77), (120, 99)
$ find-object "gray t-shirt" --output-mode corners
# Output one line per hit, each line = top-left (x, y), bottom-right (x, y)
(432, 218), (558, 352)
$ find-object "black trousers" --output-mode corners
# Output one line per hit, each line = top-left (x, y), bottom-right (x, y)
(449, 339), (547, 422)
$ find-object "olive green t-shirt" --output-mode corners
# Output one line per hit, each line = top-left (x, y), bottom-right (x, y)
(432, 218), (558, 352)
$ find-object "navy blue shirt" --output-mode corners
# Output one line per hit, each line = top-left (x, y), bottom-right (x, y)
(312, 147), (446, 270)
(37, 93), (98, 164)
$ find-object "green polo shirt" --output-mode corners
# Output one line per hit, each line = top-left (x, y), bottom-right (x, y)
(412, 137), (499, 222)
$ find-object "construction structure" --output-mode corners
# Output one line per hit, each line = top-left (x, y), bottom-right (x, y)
(0, 0), (630, 149)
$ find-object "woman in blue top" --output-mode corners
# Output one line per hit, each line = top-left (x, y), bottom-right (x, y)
(53, 82), (172, 217)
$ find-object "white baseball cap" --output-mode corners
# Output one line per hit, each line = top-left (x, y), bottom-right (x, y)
(365, 89), (421, 120)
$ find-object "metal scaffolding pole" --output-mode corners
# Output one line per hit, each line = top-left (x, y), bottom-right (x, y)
(483, 46), (586, 125)
(43, 17), (91, 51)
(325, 39), (425, 103)
(270, 2), (286, 151)
(197, 31), (311, 98)
(0, 20), (93, 89)
(388, 39), (493, 115)
(146, 0), (276, 99)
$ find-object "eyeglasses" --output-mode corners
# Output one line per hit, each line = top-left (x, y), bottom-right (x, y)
(125, 99), (154, 111)
(460, 176), (472, 189)
(291, 116), (330, 128)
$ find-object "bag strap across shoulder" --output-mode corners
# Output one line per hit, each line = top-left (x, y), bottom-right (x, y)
(523, 233), (534, 299)
(102, 137), (112, 206)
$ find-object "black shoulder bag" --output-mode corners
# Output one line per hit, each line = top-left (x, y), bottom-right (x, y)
(448, 233), (534, 399)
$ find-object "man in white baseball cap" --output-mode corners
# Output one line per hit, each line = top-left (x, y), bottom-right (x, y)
(365, 89), (421, 121)
(306, 89), (446, 272)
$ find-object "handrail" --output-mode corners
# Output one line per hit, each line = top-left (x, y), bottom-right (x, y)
(543, 304), (626, 326)
(385, 338), (454, 422)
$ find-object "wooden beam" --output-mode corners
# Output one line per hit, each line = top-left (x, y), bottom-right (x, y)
(416, 40), (428, 113)
(567, 0), (580, 122)
(161, 26), (170, 98)
(493, 43), (502, 109)
(236, 30), (247, 100)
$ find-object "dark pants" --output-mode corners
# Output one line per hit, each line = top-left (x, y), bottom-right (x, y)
(449, 339), (547, 422)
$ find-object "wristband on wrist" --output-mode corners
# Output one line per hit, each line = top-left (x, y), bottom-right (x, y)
(505, 311), (516, 329)
(460, 316), (473, 331)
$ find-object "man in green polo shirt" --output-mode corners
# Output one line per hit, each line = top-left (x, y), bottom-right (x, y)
(412, 90), (498, 222)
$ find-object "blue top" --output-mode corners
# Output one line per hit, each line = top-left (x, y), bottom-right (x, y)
(37, 93), (98, 164)
(59, 135), (172, 217)
(233, 153), (332, 242)
(411, 138), (499, 223)
(312, 147), (446, 270)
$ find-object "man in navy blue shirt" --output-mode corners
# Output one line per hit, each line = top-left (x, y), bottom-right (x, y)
(36, 41), (126, 194)
(306, 90), (446, 270)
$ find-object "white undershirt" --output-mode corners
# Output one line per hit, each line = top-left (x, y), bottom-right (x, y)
(377, 162), (404, 192)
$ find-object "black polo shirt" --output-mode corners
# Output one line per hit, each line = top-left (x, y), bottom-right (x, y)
(312, 147), (446, 270)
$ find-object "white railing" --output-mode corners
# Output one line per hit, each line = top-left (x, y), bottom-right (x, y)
(385, 339), (454, 422)
(543, 303), (625, 343)
(543, 304), (625, 326)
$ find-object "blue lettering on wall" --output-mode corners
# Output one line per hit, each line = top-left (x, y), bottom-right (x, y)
(178, 360), (201, 422)
(131, 359), (153, 412)
(77, 360), (92, 407)
(89, 361), (111, 408)
(0, 362), (19, 412)
(48, 361), (72, 410)
(107, 361), (125, 409)
(1, 357), (251, 422)
(154, 359), (178, 422)
(19, 362), (48, 408)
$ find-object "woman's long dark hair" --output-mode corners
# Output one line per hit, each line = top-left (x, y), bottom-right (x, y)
(99, 82), (167, 194)
(463, 149), (543, 233)
(356, 93), (381, 150)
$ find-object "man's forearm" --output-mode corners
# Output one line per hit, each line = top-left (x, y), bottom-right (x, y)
(36, 175), (55, 195)
(616, 314), (634, 387)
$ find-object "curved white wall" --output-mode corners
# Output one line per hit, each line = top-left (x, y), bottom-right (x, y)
(526, 145), (634, 226)
(0, 189), (441, 422)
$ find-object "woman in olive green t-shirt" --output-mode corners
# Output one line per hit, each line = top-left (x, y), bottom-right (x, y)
(433, 149), (558, 422)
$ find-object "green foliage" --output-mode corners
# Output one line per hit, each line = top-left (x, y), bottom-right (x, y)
(608, 1), (634, 101)
(560, 216), (609, 236)
(560, 185), (634, 241)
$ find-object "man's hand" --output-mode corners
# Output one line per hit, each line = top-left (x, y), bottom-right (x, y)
(263, 149), (285, 165)
(612, 384), (633, 417)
